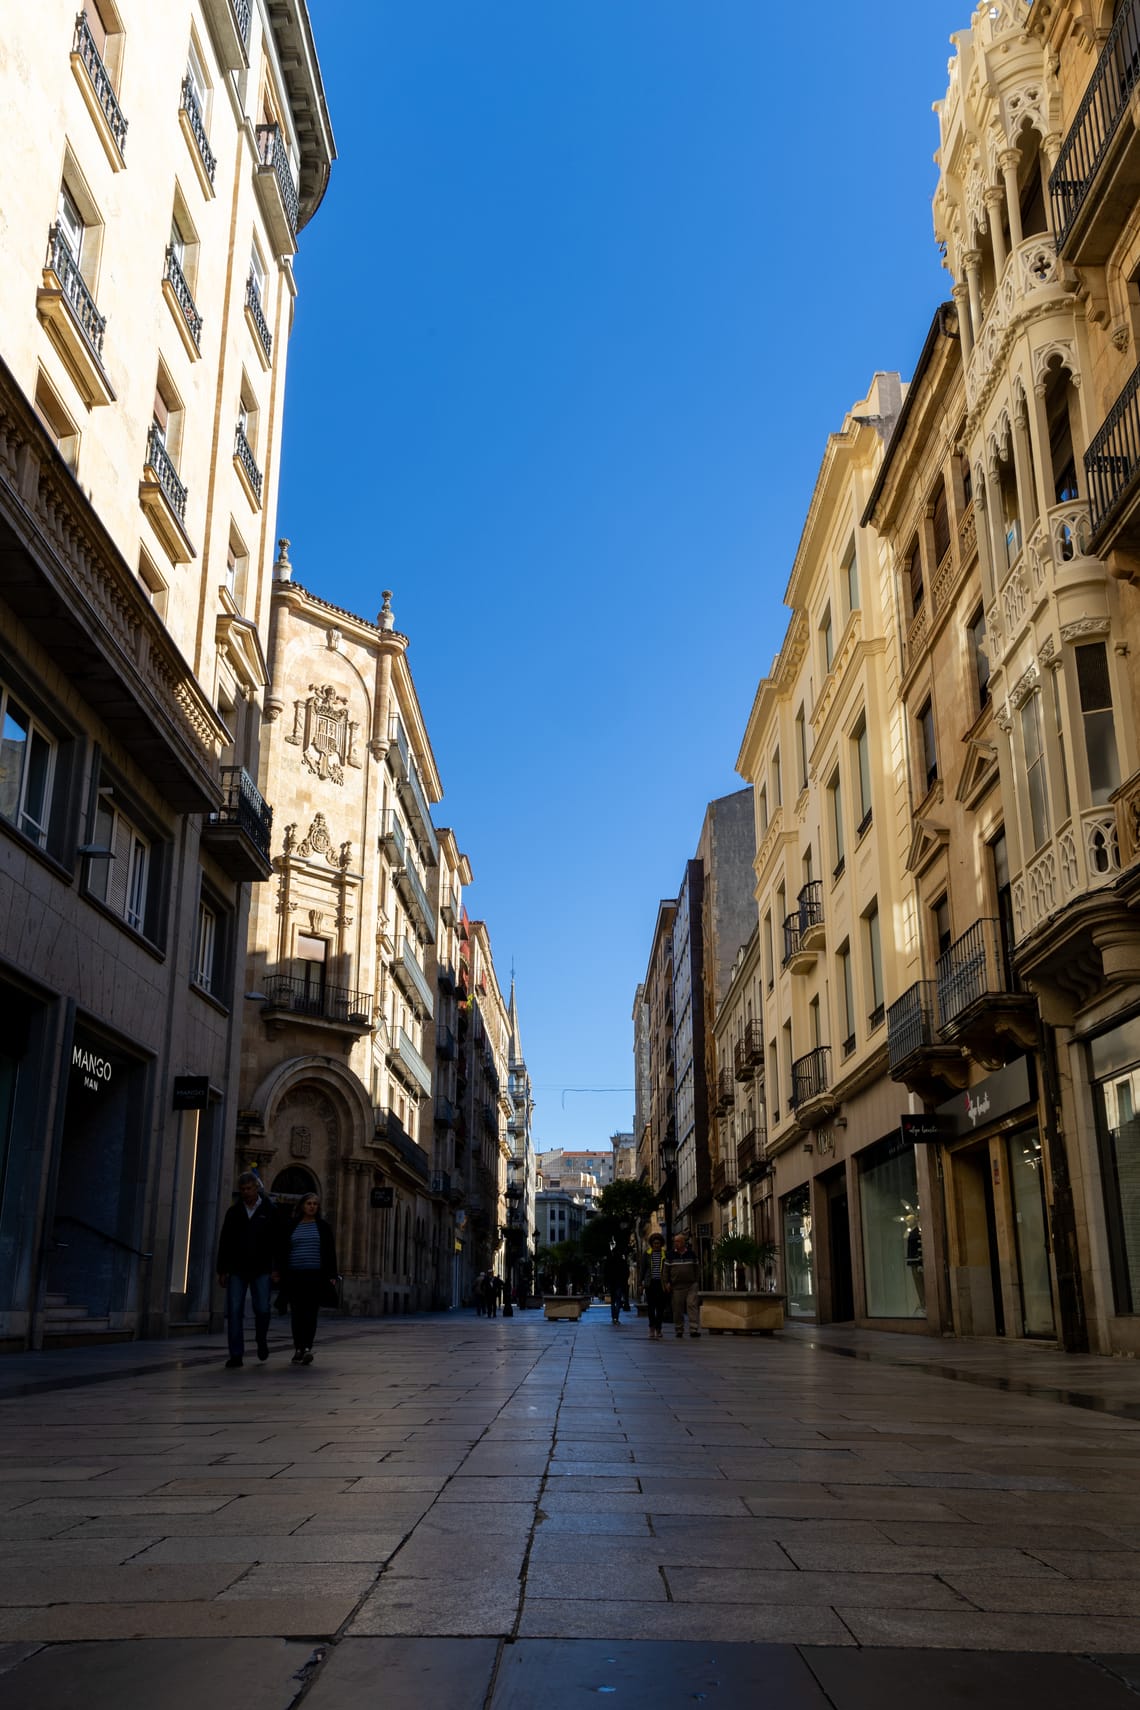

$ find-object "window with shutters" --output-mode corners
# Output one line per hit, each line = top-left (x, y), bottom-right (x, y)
(1075, 643), (1121, 806)
(194, 900), (216, 993)
(87, 798), (150, 934)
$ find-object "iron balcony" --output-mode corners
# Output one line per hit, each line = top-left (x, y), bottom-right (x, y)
(202, 764), (273, 879)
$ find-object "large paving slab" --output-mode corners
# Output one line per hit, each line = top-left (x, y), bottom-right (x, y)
(0, 1313), (1135, 1701)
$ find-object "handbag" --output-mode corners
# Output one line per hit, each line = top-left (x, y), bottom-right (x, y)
(320, 1276), (340, 1309)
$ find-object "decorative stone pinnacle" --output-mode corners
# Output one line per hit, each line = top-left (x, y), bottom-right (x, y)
(379, 590), (394, 632)
(274, 538), (293, 582)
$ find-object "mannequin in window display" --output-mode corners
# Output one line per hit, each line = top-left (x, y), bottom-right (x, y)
(905, 1219), (924, 1314)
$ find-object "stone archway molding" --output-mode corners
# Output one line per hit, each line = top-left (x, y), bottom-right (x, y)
(247, 1053), (374, 1156)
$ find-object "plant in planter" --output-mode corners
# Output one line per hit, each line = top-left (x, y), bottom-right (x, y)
(701, 1233), (785, 1334)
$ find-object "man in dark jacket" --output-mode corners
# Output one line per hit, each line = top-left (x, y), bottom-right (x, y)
(664, 1232), (701, 1338)
(216, 1172), (277, 1368)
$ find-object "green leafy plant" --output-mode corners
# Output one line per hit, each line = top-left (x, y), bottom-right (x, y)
(711, 1232), (777, 1292)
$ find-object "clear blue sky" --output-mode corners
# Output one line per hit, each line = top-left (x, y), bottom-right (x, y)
(280, 2), (967, 1149)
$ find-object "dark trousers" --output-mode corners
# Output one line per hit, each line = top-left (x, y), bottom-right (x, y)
(287, 1269), (323, 1352)
(226, 1272), (271, 1360)
(645, 1281), (667, 1333)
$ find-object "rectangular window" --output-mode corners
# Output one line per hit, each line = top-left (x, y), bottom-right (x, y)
(763, 912), (774, 991)
(865, 901), (884, 1028)
(296, 933), (327, 1009)
(758, 783), (768, 836)
(968, 608), (990, 710)
(854, 716), (872, 832)
(838, 941), (855, 1056)
(34, 370), (79, 471)
(932, 893), (952, 958)
(918, 697), (938, 793)
(828, 768), (844, 878)
(904, 540), (923, 618)
(771, 747), (782, 809)
(57, 183), (85, 263)
(842, 537), (860, 613)
(821, 604), (834, 672)
(194, 899), (216, 993)
(809, 994), (821, 1049)
(931, 478), (951, 565)
(0, 687), (56, 848)
(1048, 665), (1070, 822)
(999, 454), (1021, 567)
(88, 799), (150, 933)
(795, 704), (808, 792)
(1021, 693), (1050, 852)
(1076, 642), (1120, 806)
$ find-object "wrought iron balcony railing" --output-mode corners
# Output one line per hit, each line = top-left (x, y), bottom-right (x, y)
(145, 424), (187, 520)
(887, 981), (938, 1071)
(45, 224), (106, 361)
(434, 1093), (457, 1127)
(1049, 0), (1140, 247)
(263, 972), (371, 1026)
(733, 1017), (764, 1080)
(790, 1045), (831, 1112)
(935, 918), (1016, 1031)
(1086, 355), (1140, 542)
(255, 122), (298, 233)
(783, 882), (824, 964)
(715, 1066), (735, 1110)
(180, 76), (216, 183)
(210, 764), (271, 861)
(74, 12), (128, 155)
(234, 421), (263, 501)
(164, 247), (202, 346)
(736, 1126), (757, 1176)
(245, 274), (272, 359)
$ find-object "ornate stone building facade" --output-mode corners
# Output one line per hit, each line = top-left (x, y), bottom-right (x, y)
(239, 565), (457, 1314)
(0, 1), (332, 1346)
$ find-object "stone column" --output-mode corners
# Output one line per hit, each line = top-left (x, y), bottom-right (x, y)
(1000, 148), (1023, 254)
(964, 250), (984, 342)
(985, 187), (1008, 278)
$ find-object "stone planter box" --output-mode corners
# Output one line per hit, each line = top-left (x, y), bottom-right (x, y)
(699, 1291), (785, 1334)
(544, 1296), (584, 1322)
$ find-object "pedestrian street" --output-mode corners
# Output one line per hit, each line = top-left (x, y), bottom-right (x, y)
(0, 1314), (1139, 1707)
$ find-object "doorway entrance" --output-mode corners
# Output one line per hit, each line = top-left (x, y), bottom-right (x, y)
(826, 1170), (854, 1322)
(951, 1143), (1005, 1336)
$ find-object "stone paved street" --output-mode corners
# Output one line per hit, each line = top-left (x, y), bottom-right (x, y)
(0, 1312), (1139, 1706)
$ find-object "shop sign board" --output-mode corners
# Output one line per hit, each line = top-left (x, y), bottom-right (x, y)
(370, 1186), (394, 1209)
(172, 1075), (210, 1110)
(899, 1113), (943, 1144)
(71, 1042), (114, 1094)
(935, 1055), (1032, 1140)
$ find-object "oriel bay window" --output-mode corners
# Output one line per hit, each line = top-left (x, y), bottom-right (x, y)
(1075, 642), (1120, 806)
(1020, 691), (1051, 853)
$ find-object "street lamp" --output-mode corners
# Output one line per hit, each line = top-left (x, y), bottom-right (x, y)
(504, 1177), (523, 1317)
(660, 1132), (678, 1250)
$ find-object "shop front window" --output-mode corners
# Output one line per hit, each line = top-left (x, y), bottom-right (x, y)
(1091, 1015), (1140, 1314)
(859, 1137), (923, 1318)
(781, 1184), (814, 1318)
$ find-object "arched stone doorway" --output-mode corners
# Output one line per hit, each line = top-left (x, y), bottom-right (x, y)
(271, 1164), (320, 1204)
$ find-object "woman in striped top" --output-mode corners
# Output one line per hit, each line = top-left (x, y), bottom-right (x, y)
(276, 1193), (338, 1365)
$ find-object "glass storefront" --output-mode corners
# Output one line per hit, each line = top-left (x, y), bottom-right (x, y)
(1007, 1128), (1053, 1337)
(859, 1136), (923, 1318)
(1091, 1013), (1140, 1314)
(781, 1184), (814, 1318)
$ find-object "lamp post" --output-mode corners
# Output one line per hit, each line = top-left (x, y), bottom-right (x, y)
(503, 1178), (523, 1316)
(660, 1132), (678, 1252)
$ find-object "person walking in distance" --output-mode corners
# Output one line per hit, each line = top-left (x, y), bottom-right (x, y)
(276, 1192), (338, 1366)
(640, 1232), (668, 1340)
(665, 1231), (701, 1338)
(216, 1171), (277, 1369)
(604, 1247), (628, 1324)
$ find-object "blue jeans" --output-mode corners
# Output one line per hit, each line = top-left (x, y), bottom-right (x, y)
(226, 1272), (271, 1359)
